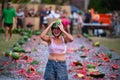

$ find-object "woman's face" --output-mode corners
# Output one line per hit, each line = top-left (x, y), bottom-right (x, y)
(52, 28), (61, 37)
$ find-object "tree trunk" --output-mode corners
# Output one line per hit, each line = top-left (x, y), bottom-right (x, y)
(2, 0), (9, 9)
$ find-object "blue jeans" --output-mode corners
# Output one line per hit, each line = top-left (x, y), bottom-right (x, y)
(44, 60), (68, 80)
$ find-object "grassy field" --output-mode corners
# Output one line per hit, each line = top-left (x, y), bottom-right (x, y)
(92, 37), (120, 54)
(0, 33), (120, 57)
(0, 34), (21, 57)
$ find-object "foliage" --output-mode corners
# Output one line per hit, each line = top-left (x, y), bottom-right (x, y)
(88, 0), (120, 13)
(0, 28), (4, 34)
(12, 0), (30, 3)
(41, 0), (55, 4)
(0, 0), (30, 3)
(41, 0), (67, 5)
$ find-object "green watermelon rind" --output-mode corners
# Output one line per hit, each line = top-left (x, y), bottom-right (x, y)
(12, 52), (19, 60)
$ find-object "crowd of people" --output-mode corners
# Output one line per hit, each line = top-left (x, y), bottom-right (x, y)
(0, 2), (120, 42)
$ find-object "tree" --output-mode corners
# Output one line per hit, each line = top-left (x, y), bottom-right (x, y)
(88, 0), (120, 13)
(1, 0), (10, 10)
(41, 0), (69, 5)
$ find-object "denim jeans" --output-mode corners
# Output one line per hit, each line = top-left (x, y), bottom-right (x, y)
(44, 60), (68, 80)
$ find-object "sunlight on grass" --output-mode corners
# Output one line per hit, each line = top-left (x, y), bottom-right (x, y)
(92, 37), (120, 54)
(0, 33), (120, 58)
(0, 34), (21, 57)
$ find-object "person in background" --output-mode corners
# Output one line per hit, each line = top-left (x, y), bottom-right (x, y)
(82, 10), (91, 34)
(1, 2), (17, 41)
(60, 12), (71, 34)
(54, 9), (61, 19)
(40, 20), (73, 80)
(39, 8), (48, 31)
(76, 12), (84, 37)
(111, 11), (119, 36)
(92, 11), (100, 36)
(48, 6), (55, 18)
(69, 11), (74, 34)
(92, 11), (100, 23)
(28, 8), (36, 17)
(42, 13), (49, 30)
(16, 8), (25, 29)
(26, 22), (34, 31)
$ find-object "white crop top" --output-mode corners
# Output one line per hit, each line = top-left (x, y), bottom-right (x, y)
(48, 37), (67, 54)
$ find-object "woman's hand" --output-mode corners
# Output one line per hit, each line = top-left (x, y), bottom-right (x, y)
(58, 23), (65, 32)
(58, 23), (74, 42)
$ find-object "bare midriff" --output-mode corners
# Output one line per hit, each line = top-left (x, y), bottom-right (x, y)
(48, 53), (66, 61)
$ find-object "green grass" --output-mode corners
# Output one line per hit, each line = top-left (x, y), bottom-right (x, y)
(0, 34), (21, 57)
(92, 37), (120, 54)
(0, 33), (120, 58)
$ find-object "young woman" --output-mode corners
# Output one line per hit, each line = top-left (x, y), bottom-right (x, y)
(40, 20), (73, 80)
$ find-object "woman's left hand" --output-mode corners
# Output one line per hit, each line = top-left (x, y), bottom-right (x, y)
(58, 23), (65, 32)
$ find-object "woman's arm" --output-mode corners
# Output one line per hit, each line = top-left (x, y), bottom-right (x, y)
(40, 21), (55, 43)
(58, 24), (74, 42)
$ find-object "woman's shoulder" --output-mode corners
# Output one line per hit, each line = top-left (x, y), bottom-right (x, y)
(61, 36), (67, 43)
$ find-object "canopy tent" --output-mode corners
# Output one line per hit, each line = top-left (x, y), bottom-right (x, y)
(70, 5), (80, 12)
